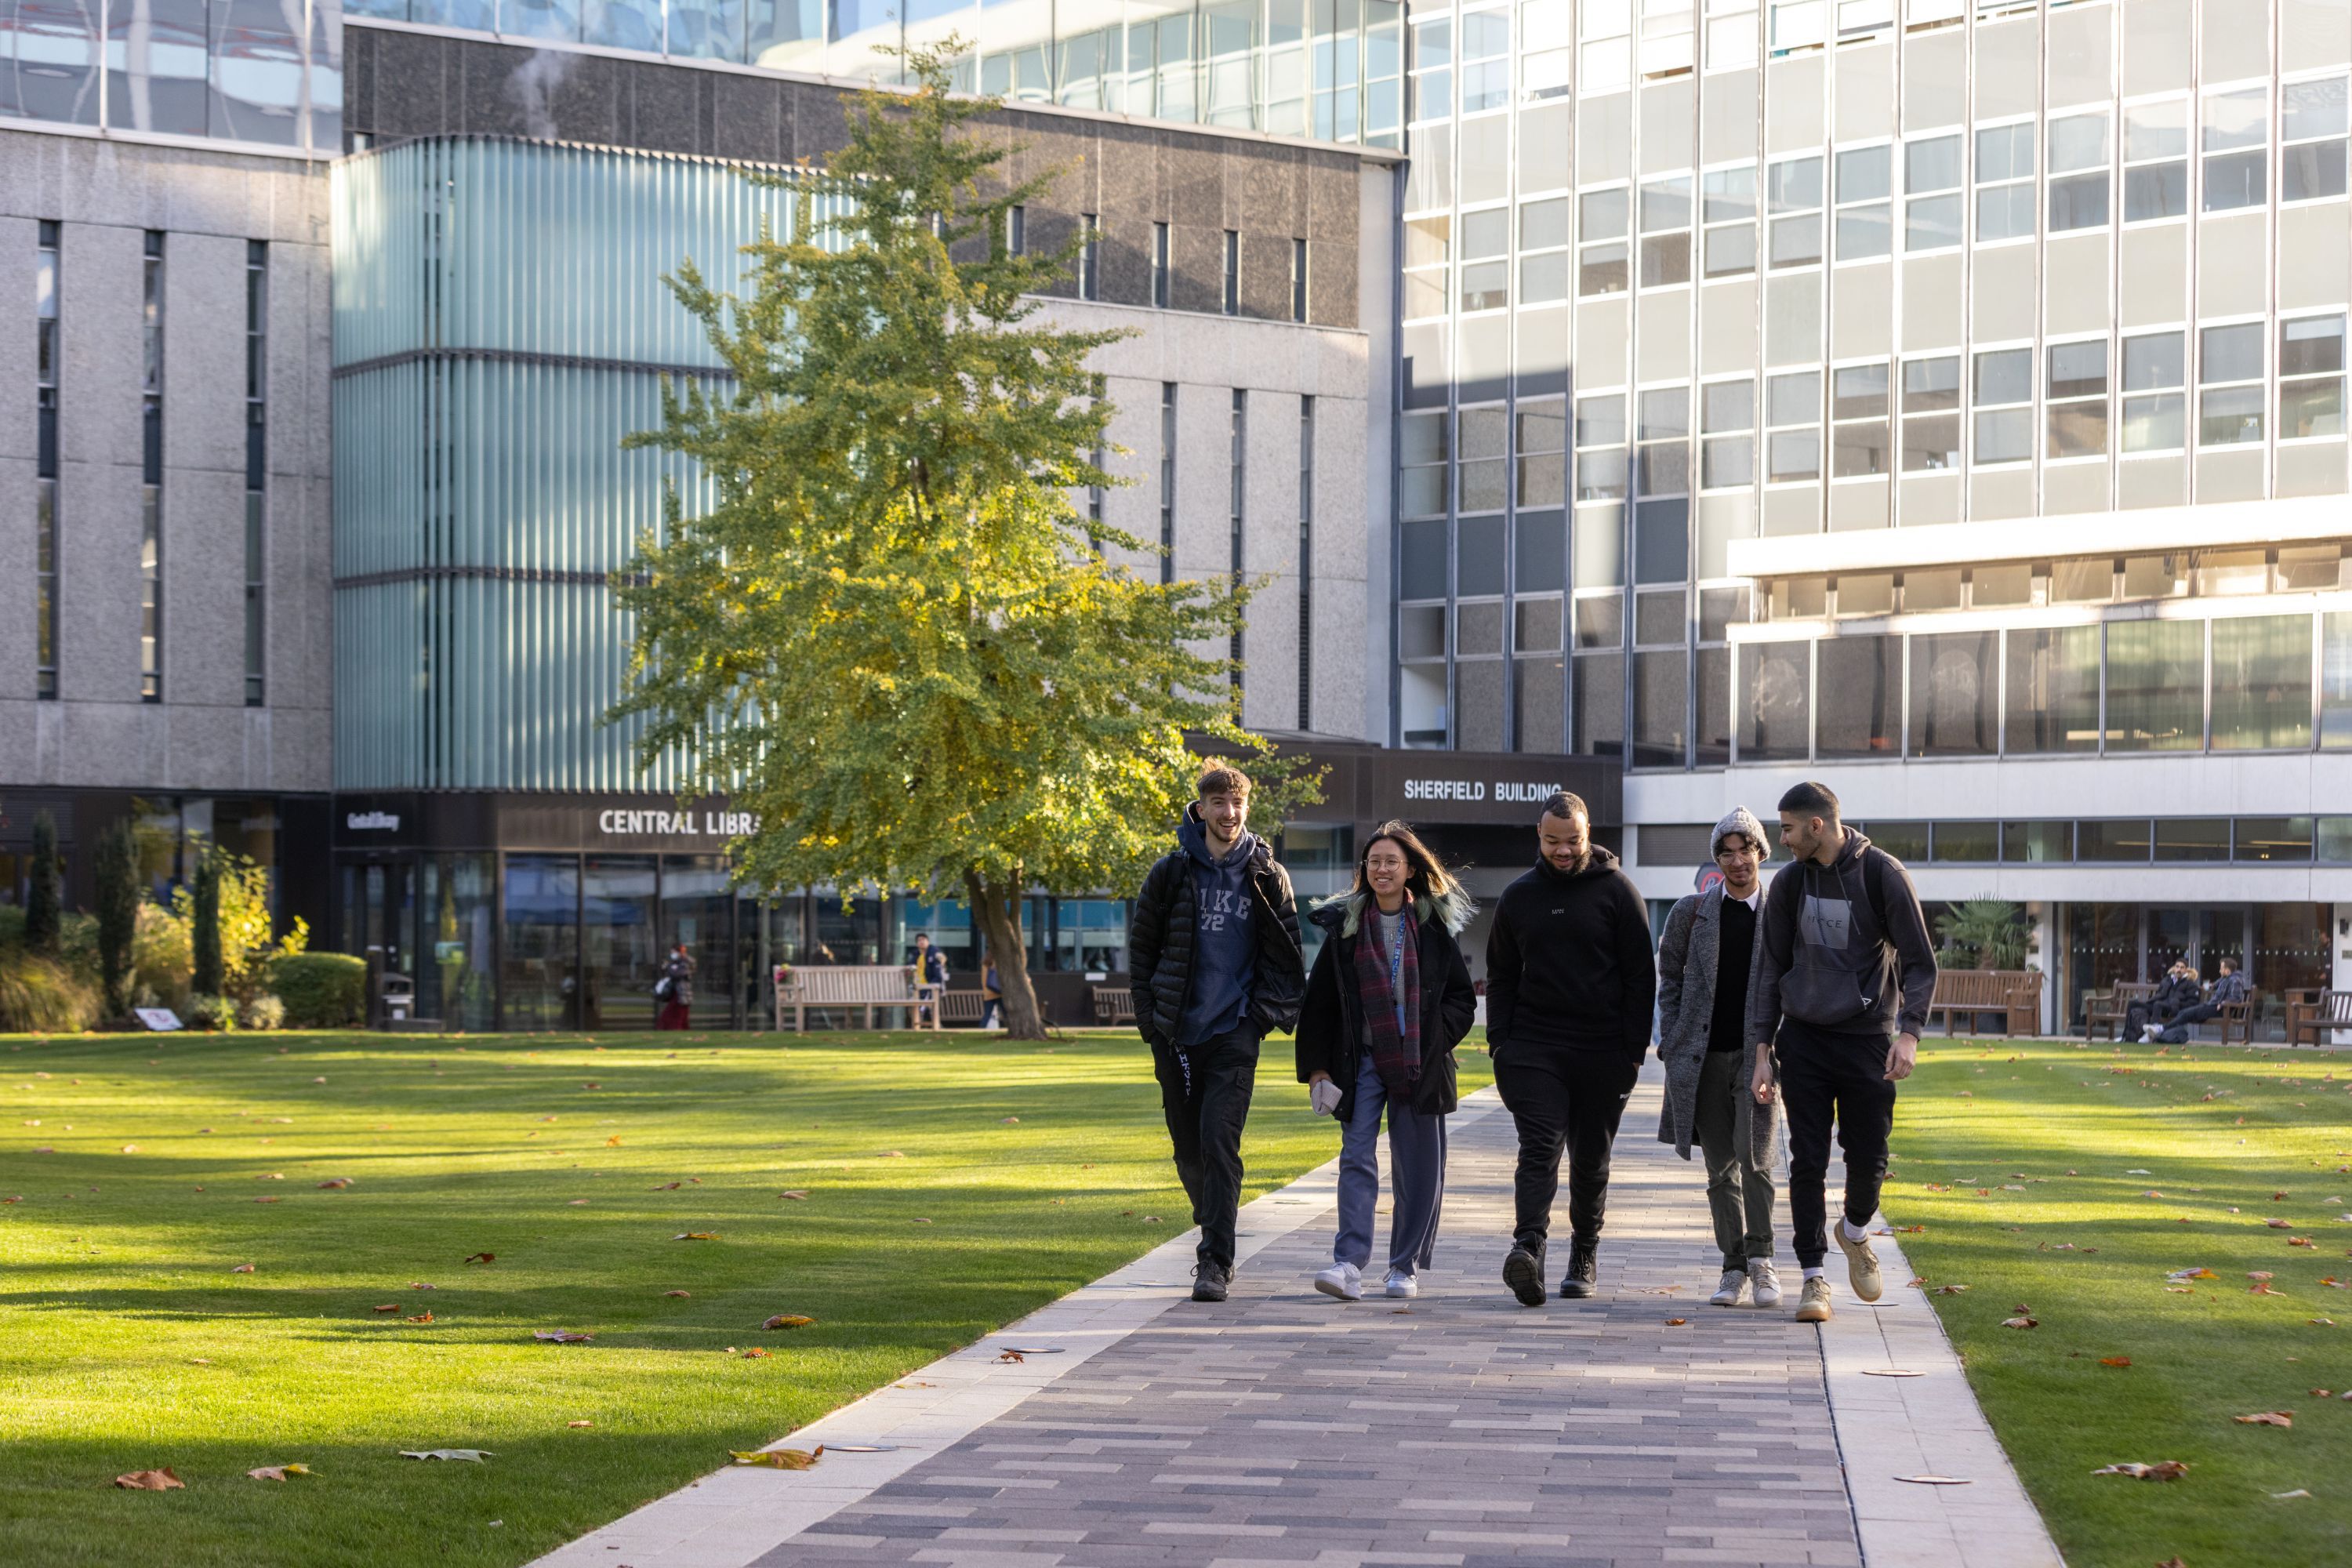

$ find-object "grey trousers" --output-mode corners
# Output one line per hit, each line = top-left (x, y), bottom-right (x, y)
(1693, 1048), (1777, 1270)
(1333, 1055), (1448, 1276)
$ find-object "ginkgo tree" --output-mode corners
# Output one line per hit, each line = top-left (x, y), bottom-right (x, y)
(611, 44), (1316, 1039)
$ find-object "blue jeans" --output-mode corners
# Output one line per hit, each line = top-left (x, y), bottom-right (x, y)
(1333, 1055), (1449, 1276)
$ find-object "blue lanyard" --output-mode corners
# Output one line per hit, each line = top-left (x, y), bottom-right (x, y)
(1385, 906), (1408, 1033)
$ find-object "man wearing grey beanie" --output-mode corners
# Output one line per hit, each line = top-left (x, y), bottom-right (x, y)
(1654, 806), (1783, 1309)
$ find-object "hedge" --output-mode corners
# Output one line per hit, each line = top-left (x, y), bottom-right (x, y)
(270, 953), (368, 1029)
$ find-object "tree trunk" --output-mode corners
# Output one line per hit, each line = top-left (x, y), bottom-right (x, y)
(965, 867), (1049, 1040)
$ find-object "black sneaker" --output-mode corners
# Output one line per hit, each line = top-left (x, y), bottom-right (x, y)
(1190, 1262), (1232, 1302)
(1559, 1237), (1598, 1299)
(1502, 1242), (1548, 1307)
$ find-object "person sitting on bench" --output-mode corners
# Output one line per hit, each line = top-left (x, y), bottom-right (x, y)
(2151, 959), (2249, 1044)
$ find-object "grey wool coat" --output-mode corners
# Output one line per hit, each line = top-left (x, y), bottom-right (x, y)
(1654, 884), (1781, 1168)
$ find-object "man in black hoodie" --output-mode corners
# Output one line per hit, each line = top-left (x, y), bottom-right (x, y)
(1489, 790), (1658, 1305)
(1130, 764), (1306, 1303)
(1747, 780), (1938, 1324)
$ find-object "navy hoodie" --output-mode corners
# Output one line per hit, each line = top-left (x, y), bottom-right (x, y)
(1175, 808), (1261, 1046)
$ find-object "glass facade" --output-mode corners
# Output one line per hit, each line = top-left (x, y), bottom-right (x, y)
(0, 0), (344, 152)
(342, 0), (1401, 145)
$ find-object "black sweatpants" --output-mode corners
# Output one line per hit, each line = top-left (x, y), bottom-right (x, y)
(1494, 1047), (1642, 1250)
(1153, 1026), (1261, 1269)
(1777, 1018), (1898, 1269)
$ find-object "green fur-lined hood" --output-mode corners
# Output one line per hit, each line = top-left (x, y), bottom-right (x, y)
(1308, 884), (1477, 940)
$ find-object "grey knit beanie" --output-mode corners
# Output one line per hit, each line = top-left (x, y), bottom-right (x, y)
(1713, 805), (1770, 861)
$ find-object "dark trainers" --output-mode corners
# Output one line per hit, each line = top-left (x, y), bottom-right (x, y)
(1559, 1237), (1599, 1299)
(1502, 1242), (1548, 1307)
(1190, 1262), (1232, 1302)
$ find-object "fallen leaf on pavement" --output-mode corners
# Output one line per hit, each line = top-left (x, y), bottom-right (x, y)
(534, 1330), (593, 1343)
(763, 1315), (815, 1330)
(247, 1465), (314, 1482)
(731, 1448), (820, 1469)
(2090, 1461), (2187, 1480)
(996, 1349), (1025, 1363)
(399, 1450), (492, 1461)
(114, 1469), (183, 1490)
(2234, 1411), (2294, 1427)
(464, 1253), (494, 1265)
(1664, 1317), (1689, 1326)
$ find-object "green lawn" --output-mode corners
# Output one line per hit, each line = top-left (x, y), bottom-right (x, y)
(0, 1028), (1488, 1568)
(1893, 1036), (2352, 1568)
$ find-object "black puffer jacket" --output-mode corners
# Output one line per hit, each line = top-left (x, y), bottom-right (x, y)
(1129, 806), (1305, 1047)
(1294, 887), (1479, 1120)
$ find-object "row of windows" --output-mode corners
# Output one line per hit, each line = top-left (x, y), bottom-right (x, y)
(1762, 547), (2348, 623)
(1050, 209), (1310, 321)
(1644, 814), (2352, 866)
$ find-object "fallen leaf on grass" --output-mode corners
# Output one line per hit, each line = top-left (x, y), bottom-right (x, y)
(399, 1450), (492, 1461)
(2090, 1461), (2187, 1481)
(731, 1448), (820, 1469)
(409, 1282), (437, 1290)
(2234, 1411), (2294, 1427)
(1936, 1284), (1969, 1295)
(253, 1196), (281, 1204)
(2001, 1316), (2039, 1329)
(567, 1199), (590, 1206)
(2289, 1238), (2316, 1247)
(230, 1263), (255, 1274)
(2254, 1283), (2285, 1296)
(912, 1217), (934, 1225)
(2273, 1489), (2312, 1500)
(740, 1348), (770, 1359)
(405, 1313), (436, 1324)
(568, 1421), (593, 1428)
(317, 1178), (353, 1190)
(256, 1173), (284, 1181)
(2267, 1218), (2296, 1229)
(652, 1182), (682, 1191)
(2168, 1268), (2219, 1282)
(464, 1252), (495, 1265)
(2314, 1318), (2338, 1327)
(763, 1315), (815, 1330)
(663, 1290), (691, 1298)
(1000, 1116), (1020, 1124)
(880, 1151), (906, 1159)
(673, 1232), (719, 1241)
(2100, 1356), (2133, 1367)
(534, 1330), (593, 1344)
(779, 1191), (809, 1200)
(114, 1469), (183, 1490)
(247, 1465), (314, 1482)
(373, 1305), (399, 1312)
(605, 1135), (622, 1146)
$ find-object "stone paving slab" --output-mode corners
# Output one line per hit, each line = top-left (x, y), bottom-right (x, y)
(532, 1067), (2061, 1568)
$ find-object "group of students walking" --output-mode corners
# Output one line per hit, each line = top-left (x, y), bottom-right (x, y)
(1128, 764), (1937, 1322)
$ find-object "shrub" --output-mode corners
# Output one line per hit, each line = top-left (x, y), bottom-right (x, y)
(0, 952), (100, 1033)
(187, 993), (239, 1033)
(93, 819), (141, 1019)
(270, 953), (367, 1029)
(132, 903), (193, 1013)
(24, 811), (61, 953)
(170, 843), (306, 1004)
(243, 993), (287, 1031)
(191, 854), (223, 998)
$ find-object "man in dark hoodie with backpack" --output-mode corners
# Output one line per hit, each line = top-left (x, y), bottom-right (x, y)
(1489, 789), (1658, 1306)
(1748, 780), (1938, 1324)
(1130, 764), (1306, 1303)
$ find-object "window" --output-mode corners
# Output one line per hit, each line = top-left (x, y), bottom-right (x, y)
(1701, 165), (1757, 277)
(1229, 390), (1247, 681)
(1580, 187), (1631, 296)
(1004, 204), (1026, 256)
(1459, 406), (1508, 512)
(1461, 5), (1511, 111)
(1638, 387), (1690, 497)
(2045, 339), (2108, 459)
(1411, 15), (1452, 122)
(1640, 175), (1693, 288)
(1583, 0), (1632, 90)
(1576, 393), (1628, 499)
(1972, 347), (2032, 465)
(1766, 370), (1822, 481)
(1297, 397), (1315, 727)
(2281, 316), (2347, 440)
(1831, 364), (1890, 477)
(1767, 0), (1824, 56)
(1904, 134), (1962, 251)
(1080, 213), (1101, 299)
(1708, 0), (1759, 70)
(1403, 214), (1448, 320)
(2201, 88), (2267, 212)
(1737, 638), (1810, 761)
(1461, 205), (1510, 310)
(1833, 145), (1891, 260)
(2212, 615), (2314, 750)
(1221, 228), (1238, 314)
(1290, 237), (1308, 321)
(2122, 99), (2190, 222)
(1975, 122), (2035, 241)
(1700, 379), (1755, 488)
(36, 220), (60, 702)
(141, 230), (164, 704)
(1522, 0), (1572, 100)
(2104, 619), (2205, 751)
(1768, 155), (1824, 268)
(1519, 196), (1570, 303)
(2198, 322), (2264, 446)
(1402, 409), (1448, 518)
(1900, 355), (1961, 470)
(245, 240), (267, 707)
(1159, 383), (1177, 583)
(1907, 630), (1996, 757)
(2005, 624), (2100, 753)
(1517, 398), (1566, 504)
(2046, 112), (2110, 232)
(1152, 221), (1171, 307)
(2121, 332), (2187, 453)
(2282, 77), (2350, 202)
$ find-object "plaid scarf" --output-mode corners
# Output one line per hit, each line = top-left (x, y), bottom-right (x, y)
(1353, 895), (1422, 1103)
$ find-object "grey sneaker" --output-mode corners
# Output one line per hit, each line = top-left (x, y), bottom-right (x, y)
(1383, 1269), (1418, 1299)
(1710, 1268), (1749, 1307)
(1748, 1259), (1783, 1308)
(1313, 1262), (1363, 1301)
(1795, 1276), (1833, 1323)
(1835, 1225), (1883, 1302)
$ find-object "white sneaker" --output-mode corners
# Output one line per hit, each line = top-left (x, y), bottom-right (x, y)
(1313, 1262), (1363, 1301)
(2141, 1025), (2161, 1042)
(1748, 1259), (1783, 1308)
(1710, 1268), (1749, 1307)
(1383, 1269), (1418, 1299)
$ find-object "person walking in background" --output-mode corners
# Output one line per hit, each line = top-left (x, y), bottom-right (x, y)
(907, 931), (948, 1027)
(979, 954), (1004, 1031)
(1129, 764), (1305, 1303)
(655, 939), (695, 1030)
(2152, 956), (2248, 1044)
(1749, 781), (1937, 1325)
(1656, 807), (1783, 1310)
(1488, 790), (1658, 1307)
(1295, 822), (1478, 1302)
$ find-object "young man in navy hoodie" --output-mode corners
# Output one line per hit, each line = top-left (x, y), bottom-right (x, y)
(1489, 790), (1658, 1305)
(1130, 765), (1305, 1301)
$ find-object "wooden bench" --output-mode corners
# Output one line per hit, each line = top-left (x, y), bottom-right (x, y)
(1091, 985), (1136, 1025)
(939, 989), (986, 1025)
(775, 966), (944, 1031)
(2285, 989), (2352, 1047)
(2213, 996), (2256, 1046)
(1926, 968), (2043, 1036)
(2082, 981), (2154, 1041)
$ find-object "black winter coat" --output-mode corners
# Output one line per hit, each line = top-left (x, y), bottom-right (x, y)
(1484, 846), (1657, 1063)
(1128, 809), (1305, 1047)
(1294, 888), (1479, 1120)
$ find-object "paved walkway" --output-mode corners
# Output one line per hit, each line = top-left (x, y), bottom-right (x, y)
(536, 1067), (2061, 1568)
